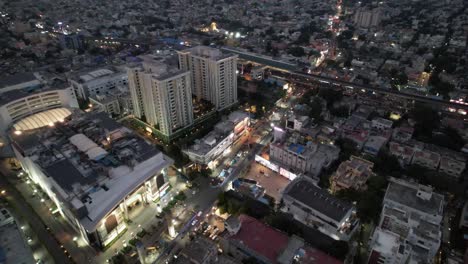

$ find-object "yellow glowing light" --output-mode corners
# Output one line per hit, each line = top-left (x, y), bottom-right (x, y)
(389, 113), (401, 120)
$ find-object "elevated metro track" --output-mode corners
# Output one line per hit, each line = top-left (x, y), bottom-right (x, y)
(224, 47), (468, 111)
(277, 70), (468, 111)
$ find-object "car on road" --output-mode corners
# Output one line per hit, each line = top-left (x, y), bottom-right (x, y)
(203, 225), (212, 235)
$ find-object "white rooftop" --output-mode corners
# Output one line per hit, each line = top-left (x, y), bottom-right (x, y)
(13, 107), (72, 131)
(80, 69), (114, 82)
(81, 152), (171, 231)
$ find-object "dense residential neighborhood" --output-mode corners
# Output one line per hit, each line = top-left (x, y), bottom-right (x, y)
(0, 0), (467, 263)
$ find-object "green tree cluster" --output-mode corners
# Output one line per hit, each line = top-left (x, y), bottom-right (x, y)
(335, 175), (388, 223)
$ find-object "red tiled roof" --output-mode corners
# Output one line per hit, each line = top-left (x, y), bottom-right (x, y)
(367, 250), (382, 264)
(229, 215), (289, 263)
(229, 215), (342, 264)
(303, 247), (342, 264)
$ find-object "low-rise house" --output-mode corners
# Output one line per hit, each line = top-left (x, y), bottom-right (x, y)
(371, 117), (393, 130)
(392, 126), (414, 142)
(411, 149), (441, 170)
(439, 156), (466, 178)
(389, 142), (415, 166)
(363, 136), (387, 156)
(330, 156), (375, 193)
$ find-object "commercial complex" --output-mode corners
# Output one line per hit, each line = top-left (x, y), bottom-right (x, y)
(69, 68), (128, 100)
(282, 178), (359, 241)
(184, 111), (249, 167)
(178, 46), (238, 111)
(368, 178), (444, 264)
(10, 112), (173, 249)
(127, 56), (194, 138)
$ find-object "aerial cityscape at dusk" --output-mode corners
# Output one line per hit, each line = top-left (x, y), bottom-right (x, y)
(0, 0), (468, 263)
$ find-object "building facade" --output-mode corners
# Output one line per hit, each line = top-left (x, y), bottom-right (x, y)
(178, 46), (238, 111)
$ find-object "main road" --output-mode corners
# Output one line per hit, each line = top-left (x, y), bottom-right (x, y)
(0, 172), (74, 264)
(154, 123), (273, 263)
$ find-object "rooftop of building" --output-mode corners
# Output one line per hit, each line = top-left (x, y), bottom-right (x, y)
(179, 236), (216, 263)
(440, 156), (466, 169)
(227, 215), (341, 264)
(10, 111), (173, 231)
(13, 107), (73, 131)
(384, 178), (444, 217)
(368, 227), (408, 264)
(179, 45), (237, 61)
(372, 117), (393, 127)
(69, 67), (126, 84)
(129, 55), (189, 81)
(389, 141), (415, 156)
(284, 178), (353, 222)
(333, 156), (375, 186)
(277, 235), (342, 264)
(228, 214), (289, 263)
(186, 130), (233, 156)
(364, 135), (387, 148)
(185, 111), (249, 156)
(89, 87), (129, 104)
(370, 227), (402, 256)
(0, 72), (38, 89)
(413, 149), (441, 162)
(0, 82), (70, 106)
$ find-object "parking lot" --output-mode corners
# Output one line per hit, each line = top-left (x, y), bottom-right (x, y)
(243, 161), (290, 202)
(193, 209), (226, 242)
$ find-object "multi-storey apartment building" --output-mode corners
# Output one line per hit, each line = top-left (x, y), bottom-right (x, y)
(127, 56), (194, 138)
(178, 46), (238, 111)
(368, 178), (444, 264)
